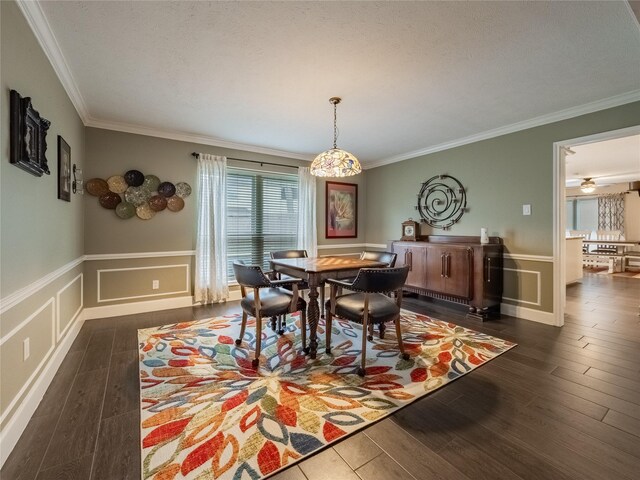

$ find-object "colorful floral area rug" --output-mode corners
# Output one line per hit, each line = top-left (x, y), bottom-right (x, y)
(138, 310), (516, 479)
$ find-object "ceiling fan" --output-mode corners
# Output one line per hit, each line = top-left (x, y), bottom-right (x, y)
(579, 177), (596, 193)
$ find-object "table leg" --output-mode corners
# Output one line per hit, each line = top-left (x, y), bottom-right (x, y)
(307, 285), (320, 359)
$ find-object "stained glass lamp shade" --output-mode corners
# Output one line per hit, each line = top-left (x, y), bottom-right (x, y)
(310, 97), (361, 177)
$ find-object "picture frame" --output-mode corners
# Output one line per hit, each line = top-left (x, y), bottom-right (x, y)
(326, 181), (357, 238)
(9, 89), (51, 177)
(58, 136), (71, 201)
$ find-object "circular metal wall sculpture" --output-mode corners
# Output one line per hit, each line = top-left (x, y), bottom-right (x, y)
(415, 174), (467, 229)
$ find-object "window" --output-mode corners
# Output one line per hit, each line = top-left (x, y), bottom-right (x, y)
(566, 197), (598, 232)
(226, 168), (298, 280)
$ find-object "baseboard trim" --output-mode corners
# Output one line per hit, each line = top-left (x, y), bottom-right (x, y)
(0, 313), (84, 467)
(82, 295), (195, 320)
(501, 303), (556, 326)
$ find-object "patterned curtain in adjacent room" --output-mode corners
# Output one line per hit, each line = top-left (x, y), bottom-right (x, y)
(597, 194), (625, 234)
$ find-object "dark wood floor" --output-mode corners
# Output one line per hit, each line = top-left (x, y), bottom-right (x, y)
(2, 272), (639, 480)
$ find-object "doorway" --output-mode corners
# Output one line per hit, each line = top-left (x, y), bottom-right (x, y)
(553, 125), (640, 326)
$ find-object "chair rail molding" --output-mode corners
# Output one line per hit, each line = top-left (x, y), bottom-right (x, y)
(0, 256), (84, 315)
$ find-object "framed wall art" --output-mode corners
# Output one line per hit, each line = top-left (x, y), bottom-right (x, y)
(58, 136), (71, 201)
(326, 181), (357, 238)
(9, 89), (51, 177)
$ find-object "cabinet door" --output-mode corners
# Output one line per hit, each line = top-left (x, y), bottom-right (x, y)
(395, 245), (427, 289)
(444, 247), (473, 299)
(425, 245), (446, 293)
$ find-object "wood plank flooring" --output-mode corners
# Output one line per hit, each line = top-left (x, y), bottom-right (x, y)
(2, 272), (639, 480)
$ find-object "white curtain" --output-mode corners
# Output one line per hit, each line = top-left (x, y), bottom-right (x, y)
(297, 167), (317, 257)
(195, 154), (229, 303)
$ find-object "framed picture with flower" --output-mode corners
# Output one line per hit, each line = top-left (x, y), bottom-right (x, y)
(326, 181), (357, 238)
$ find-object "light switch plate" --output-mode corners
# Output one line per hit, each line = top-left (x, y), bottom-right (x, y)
(523, 204), (531, 215)
(23, 338), (30, 361)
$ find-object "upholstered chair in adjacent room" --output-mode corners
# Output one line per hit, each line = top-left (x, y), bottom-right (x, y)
(324, 266), (410, 377)
(233, 261), (307, 368)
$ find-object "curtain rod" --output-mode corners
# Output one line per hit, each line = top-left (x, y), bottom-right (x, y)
(566, 191), (630, 200)
(191, 152), (299, 169)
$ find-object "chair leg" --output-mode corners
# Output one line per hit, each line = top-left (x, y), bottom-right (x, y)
(277, 315), (285, 335)
(270, 316), (277, 332)
(253, 313), (263, 368)
(379, 322), (386, 339)
(325, 310), (333, 354)
(236, 311), (248, 346)
(358, 314), (368, 377)
(367, 323), (374, 341)
(320, 283), (325, 318)
(301, 308), (308, 354)
(394, 316), (409, 361)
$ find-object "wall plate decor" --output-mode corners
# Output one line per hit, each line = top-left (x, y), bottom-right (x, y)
(107, 175), (128, 193)
(167, 195), (185, 212)
(143, 175), (161, 192)
(9, 90), (51, 176)
(99, 191), (122, 209)
(115, 202), (136, 219)
(124, 169), (144, 187)
(57, 136), (71, 202)
(90, 169), (191, 220)
(415, 174), (467, 229)
(125, 185), (152, 206)
(86, 178), (110, 196)
(326, 181), (357, 238)
(158, 181), (176, 197)
(136, 203), (156, 220)
(149, 195), (167, 212)
(175, 182), (192, 198)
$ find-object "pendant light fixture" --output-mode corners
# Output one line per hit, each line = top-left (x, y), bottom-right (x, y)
(310, 97), (361, 177)
(580, 178), (596, 193)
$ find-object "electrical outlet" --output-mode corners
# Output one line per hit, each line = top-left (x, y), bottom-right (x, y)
(522, 204), (531, 216)
(23, 338), (30, 361)
(152, 280), (160, 290)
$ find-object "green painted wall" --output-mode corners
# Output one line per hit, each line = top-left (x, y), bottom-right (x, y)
(364, 102), (640, 256)
(84, 127), (366, 255)
(1, 0), (85, 296)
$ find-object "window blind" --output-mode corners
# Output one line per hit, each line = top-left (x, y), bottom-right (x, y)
(226, 168), (299, 279)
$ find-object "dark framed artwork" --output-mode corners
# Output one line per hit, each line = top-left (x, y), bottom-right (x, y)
(326, 181), (357, 238)
(9, 89), (51, 176)
(58, 136), (71, 201)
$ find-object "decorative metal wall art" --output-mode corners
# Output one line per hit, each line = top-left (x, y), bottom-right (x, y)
(9, 90), (51, 176)
(87, 169), (191, 220)
(415, 174), (467, 229)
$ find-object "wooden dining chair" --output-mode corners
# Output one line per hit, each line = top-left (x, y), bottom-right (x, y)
(325, 266), (410, 377)
(233, 261), (307, 368)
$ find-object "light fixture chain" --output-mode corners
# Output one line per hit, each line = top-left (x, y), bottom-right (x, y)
(333, 101), (338, 149)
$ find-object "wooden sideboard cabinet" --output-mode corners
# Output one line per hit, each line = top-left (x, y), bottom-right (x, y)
(392, 236), (503, 320)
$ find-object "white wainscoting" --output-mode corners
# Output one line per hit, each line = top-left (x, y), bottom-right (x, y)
(56, 273), (83, 341)
(96, 264), (190, 303)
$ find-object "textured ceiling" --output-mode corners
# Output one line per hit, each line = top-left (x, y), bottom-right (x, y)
(566, 135), (640, 187)
(37, 1), (640, 164)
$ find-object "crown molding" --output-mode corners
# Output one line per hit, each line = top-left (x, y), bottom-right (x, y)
(365, 89), (640, 170)
(84, 117), (314, 162)
(16, 0), (89, 122)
